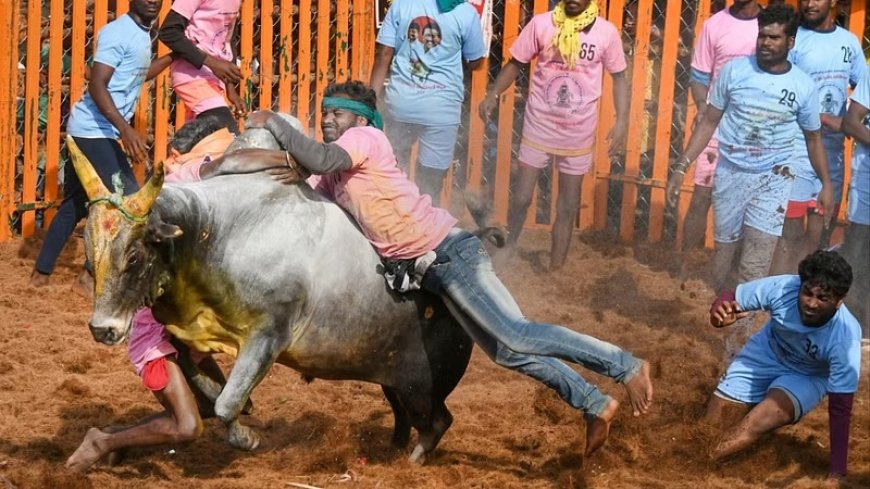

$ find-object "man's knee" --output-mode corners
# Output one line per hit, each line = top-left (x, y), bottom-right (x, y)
(780, 218), (805, 241)
(174, 414), (204, 443)
(763, 388), (797, 427)
(494, 342), (528, 369)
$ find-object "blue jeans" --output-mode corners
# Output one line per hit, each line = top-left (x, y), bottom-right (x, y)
(422, 229), (642, 419)
(35, 137), (138, 274)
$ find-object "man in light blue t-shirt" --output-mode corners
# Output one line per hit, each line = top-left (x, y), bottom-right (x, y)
(705, 250), (861, 479)
(840, 64), (870, 331)
(769, 0), (865, 276)
(370, 0), (487, 205)
(666, 4), (833, 362)
(30, 0), (172, 297)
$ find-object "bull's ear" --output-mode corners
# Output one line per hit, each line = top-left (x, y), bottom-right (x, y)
(146, 221), (184, 243)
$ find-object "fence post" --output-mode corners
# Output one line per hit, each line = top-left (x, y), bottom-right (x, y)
(0, 0), (20, 242)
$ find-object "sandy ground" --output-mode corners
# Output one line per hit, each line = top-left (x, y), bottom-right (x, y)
(1, 229), (868, 489)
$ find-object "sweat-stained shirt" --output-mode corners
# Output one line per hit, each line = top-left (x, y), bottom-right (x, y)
(509, 14), (626, 154)
(313, 126), (457, 259)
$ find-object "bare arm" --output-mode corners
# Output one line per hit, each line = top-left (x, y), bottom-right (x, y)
(665, 106), (724, 207)
(88, 62), (148, 163)
(843, 101), (870, 146)
(805, 129), (833, 222)
(146, 54), (175, 81)
(465, 56), (485, 70)
(369, 44), (395, 97)
(199, 148), (305, 179)
(689, 80), (709, 119)
(478, 59), (526, 120)
(608, 70), (630, 156)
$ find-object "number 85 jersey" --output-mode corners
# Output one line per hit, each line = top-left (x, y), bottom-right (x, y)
(709, 56), (820, 173)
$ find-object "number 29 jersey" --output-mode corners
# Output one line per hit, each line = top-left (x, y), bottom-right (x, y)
(709, 56), (820, 173)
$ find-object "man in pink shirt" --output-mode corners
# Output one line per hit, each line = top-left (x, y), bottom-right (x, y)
(247, 80), (654, 457)
(159, 0), (245, 132)
(479, 0), (628, 271)
(679, 0), (760, 249)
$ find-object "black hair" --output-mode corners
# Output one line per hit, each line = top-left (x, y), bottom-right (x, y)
(324, 80), (378, 111)
(798, 250), (852, 298)
(758, 3), (798, 37)
(169, 112), (237, 154)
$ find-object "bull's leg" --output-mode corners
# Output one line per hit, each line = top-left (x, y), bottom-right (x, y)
(214, 331), (282, 451)
(382, 386), (411, 448)
(394, 385), (455, 464)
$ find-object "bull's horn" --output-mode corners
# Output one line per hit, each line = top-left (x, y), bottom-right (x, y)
(66, 136), (110, 200)
(124, 159), (165, 217)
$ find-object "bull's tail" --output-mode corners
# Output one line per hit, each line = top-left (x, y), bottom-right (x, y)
(465, 190), (506, 249)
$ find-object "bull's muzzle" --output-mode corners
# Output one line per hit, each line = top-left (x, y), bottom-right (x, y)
(88, 322), (126, 346)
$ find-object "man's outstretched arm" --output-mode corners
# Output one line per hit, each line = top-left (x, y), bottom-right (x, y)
(259, 113), (353, 175)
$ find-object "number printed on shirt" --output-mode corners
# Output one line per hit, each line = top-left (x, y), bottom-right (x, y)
(579, 43), (596, 61)
(779, 89), (797, 108)
(804, 338), (819, 360)
(841, 46), (853, 63)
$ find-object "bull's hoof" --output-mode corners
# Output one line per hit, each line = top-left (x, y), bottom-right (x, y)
(227, 421), (260, 451)
(408, 444), (427, 464)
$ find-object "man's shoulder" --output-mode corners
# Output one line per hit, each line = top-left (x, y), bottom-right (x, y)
(590, 16), (619, 36)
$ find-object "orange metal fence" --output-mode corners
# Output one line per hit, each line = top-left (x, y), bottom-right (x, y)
(0, 0), (867, 245)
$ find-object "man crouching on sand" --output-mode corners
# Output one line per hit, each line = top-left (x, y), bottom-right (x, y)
(703, 250), (861, 478)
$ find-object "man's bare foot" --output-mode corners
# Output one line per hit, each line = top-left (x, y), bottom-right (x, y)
(72, 269), (94, 301)
(66, 427), (110, 473)
(624, 360), (653, 416)
(30, 269), (50, 287)
(585, 398), (619, 457)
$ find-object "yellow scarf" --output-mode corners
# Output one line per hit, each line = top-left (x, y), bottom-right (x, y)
(552, 1), (599, 69)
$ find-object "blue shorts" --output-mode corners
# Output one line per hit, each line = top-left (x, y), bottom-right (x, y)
(848, 146), (870, 225)
(824, 143), (845, 205)
(716, 335), (827, 422)
(788, 173), (822, 204)
(712, 159), (793, 242)
(385, 121), (459, 171)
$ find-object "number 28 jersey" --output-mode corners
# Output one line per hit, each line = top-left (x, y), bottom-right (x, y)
(736, 275), (862, 393)
(709, 56), (820, 173)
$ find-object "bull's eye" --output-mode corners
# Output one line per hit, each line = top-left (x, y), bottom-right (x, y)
(127, 252), (140, 267)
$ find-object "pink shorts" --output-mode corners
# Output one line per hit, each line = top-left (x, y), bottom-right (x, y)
(517, 143), (593, 176)
(174, 78), (228, 117)
(692, 137), (719, 187)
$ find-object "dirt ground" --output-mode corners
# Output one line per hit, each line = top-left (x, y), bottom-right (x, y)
(1, 229), (868, 489)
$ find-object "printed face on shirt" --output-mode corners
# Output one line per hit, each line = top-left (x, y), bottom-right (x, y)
(130, 0), (163, 24)
(756, 23), (794, 67)
(798, 282), (844, 327)
(799, 0), (834, 29)
(410, 17), (442, 53)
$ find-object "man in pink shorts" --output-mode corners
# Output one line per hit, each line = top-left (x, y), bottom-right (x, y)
(680, 0), (760, 249)
(159, 0), (245, 132)
(480, 0), (628, 270)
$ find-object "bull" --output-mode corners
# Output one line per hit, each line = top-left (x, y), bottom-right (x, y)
(67, 126), (474, 462)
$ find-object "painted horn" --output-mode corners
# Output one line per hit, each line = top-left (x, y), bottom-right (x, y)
(124, 159), (165, 217)
(66, 136), (110, 200)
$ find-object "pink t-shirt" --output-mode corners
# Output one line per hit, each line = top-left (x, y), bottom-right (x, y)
(317, 126), (457, 259)
(128, 308), (177, 375)
(691, 9), (757, 87)
(169, 0), (241, 89)
(510, 14), (626, 154)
